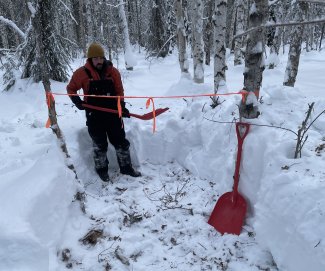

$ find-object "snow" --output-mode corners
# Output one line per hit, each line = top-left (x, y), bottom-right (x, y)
(1, 47), (325, 271)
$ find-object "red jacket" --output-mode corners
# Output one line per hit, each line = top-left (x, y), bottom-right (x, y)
(67, 59), (124, 102)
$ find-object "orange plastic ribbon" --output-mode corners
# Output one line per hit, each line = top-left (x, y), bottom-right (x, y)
(45, 92), (55, 128)
(146, 98), (156, 133)
(49, 91), (249, 132)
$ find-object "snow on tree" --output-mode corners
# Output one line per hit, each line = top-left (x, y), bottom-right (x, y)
(118, 0), (137, 70)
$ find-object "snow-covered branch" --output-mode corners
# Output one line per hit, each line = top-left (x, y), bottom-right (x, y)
(0, 16), (25, 39)
(58, 0), (78, 24)
(234, 18), (325, 41)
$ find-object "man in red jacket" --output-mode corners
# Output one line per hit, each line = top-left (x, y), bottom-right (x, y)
(67, 43), (141, 182)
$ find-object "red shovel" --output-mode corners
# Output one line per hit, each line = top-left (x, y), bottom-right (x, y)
(208, 122), (250, 235)
(82, 103), (169, 120)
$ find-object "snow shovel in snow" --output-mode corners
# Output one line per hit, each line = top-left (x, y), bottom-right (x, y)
(82, 104), (169, 120)
(208, 122), (250, 235)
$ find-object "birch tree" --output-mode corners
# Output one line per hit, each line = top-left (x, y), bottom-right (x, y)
(174, 0), (189, 73)
(118, 0), (137, 70)
(240, 0), (268, 119)
(204, 0), (214, 65)
(283, 1), (308, 87)
(213, 0), (228, 96)
(192, 0), (204, 83)
(233, 0), (247, 65)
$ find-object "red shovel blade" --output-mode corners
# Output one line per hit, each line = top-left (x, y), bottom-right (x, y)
(131, 107), (169, 120)
(208, 192), (247, 235)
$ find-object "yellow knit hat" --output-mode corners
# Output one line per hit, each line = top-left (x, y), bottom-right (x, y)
(87, 43), (105, 58)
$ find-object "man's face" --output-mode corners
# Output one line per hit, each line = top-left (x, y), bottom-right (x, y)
(92, 57), (104, 70)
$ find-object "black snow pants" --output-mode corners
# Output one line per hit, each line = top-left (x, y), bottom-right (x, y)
(86, 110), (132, 172)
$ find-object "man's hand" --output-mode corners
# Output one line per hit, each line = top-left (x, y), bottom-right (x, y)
(122, 107), (130, 118)
(71, 96), (85, 110)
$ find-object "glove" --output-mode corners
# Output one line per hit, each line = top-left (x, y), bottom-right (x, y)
(71, 95), (85, 110)
(122, 107), (130, 118)
(121, 101), (130, 118)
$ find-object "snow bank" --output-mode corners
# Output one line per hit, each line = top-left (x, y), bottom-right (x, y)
(128, 76), (325, 271)
(0, 83), (77, 271)
(0, 141), (76, 270)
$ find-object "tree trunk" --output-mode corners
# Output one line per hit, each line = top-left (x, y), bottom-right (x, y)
(29, 1), (85, 212)
(213, 0), (228, 95)
(174, 0), (189, 73)
(233, 0), (247, 65)
(78, 0), (87, 57)
(192, 0), (204, 83)
(118, 0), (137, 70)
(240, 0), (268, 119)
(204, 0), (214, 66)
(85, 0), (94, 44)
(283, 2), (308, 87)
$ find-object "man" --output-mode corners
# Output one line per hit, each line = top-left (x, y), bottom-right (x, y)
(67, 42), (141, 182)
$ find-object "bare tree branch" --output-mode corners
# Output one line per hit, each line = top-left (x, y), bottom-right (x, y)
(233, 18), (325, 41)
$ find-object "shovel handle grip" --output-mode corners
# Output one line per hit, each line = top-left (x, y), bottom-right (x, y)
(236, 122), (250, 144)
(233, 122), (250, 196)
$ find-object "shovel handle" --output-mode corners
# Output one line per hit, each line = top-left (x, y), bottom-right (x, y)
(233, 122), (250, 197)
(236, 122), (250, 144)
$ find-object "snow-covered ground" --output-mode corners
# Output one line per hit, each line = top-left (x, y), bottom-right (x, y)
(0, 48), (325, 271)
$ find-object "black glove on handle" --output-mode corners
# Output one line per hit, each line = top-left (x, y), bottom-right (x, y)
(121, 101), (130, 118)
(122, 107), (130, 118)
(71, 95), (85, 110)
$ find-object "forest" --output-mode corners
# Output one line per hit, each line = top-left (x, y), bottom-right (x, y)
(0, 0), (325, 118)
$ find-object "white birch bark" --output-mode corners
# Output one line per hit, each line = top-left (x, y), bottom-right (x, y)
(240, 0), (268, 119)
(174, 0), (189, 73)
(118, 0), (137, 70)
(283, 2), (308, 87)
(213, 0), (228, 94)
(192, 0), (204, 83)
(234, 0), (247, 65)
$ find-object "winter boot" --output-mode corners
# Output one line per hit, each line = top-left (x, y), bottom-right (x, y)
(116, 147), (141, 177)
(96, 166), (110, 182)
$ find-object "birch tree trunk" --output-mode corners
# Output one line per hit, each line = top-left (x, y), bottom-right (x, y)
(240, 0), (268, 119)
(192, 0), (204, 83)
(234, 0), (247, 65)
(283, 2), (308, 87)
(204, 0), (214, 65)
(174, 0), (189, 73)
(118, 0), (137, 70)
(213, 0), (228, 95)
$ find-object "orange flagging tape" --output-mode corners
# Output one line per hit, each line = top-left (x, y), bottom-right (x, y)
(146, 98), (156, 132)
(47, 90), (251, 132)
(45, 92), (56, 128)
